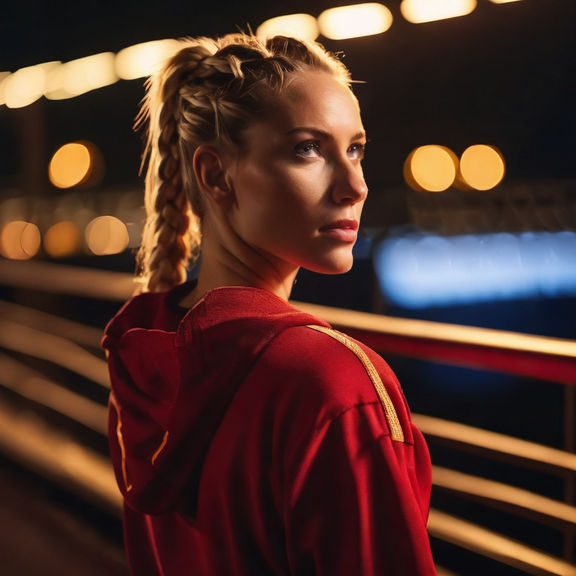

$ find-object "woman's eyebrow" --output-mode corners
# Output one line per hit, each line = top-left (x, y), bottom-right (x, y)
(285, 127), (367, 141)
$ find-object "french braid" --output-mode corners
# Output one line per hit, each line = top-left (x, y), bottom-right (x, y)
(136, 33), (351, 292)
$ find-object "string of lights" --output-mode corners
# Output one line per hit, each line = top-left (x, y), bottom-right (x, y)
(0, 0), (525, 109)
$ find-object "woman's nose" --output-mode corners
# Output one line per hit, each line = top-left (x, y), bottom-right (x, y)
(331, 160), (368, 204)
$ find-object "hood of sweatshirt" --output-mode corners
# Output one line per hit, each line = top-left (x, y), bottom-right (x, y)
(102, 282), (328, 519)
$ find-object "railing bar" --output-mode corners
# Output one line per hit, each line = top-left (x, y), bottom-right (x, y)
(0, 300), (104, 349)
(0, 352), (108, 435)
(414, 414), (576, 474)
(432, 465), (576, 527)
(0, 259), (136, 301)
(0, 319), (110, 389)
(345, 328), (576, 386)
(428, 509), (576, 576)
(565, 385), (576, 561)
(297, 302), (576, 359)
(0, 401), (121, 516)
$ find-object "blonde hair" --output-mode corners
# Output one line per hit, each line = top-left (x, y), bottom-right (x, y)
(136, 33), (352, 292)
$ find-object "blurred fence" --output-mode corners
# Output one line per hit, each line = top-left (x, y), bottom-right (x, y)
(0, 259), (575, 575)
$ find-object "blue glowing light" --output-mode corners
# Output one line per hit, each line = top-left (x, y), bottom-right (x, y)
(373, 231), (576, 308)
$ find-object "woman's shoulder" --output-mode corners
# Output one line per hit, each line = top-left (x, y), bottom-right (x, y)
(263, 323), (391, 376)
(245, 323), (413, 445)
(255, 324), (401, 413)
(261, 323), (360, 368)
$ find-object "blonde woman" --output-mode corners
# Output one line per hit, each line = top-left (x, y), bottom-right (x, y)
(103, 33), (437, 575)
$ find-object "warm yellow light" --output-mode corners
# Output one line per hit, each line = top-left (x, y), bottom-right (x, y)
(85, 216), (129, 255)
(404, 145), (458, 192)
(256, 14), (319, 41)
(318, 3), (393, 40)
(44, 65), (67, 99)
(401, 0), (477, 23)
(459, 144), (505, 190)
(43, 221), (82, 258)
(4, 67), (44, 108)
(0, 221), (41, 259)
(3, 62), (59, 108)
(45, 53), (117, 100)
(49, 142), (93, 189)
(115, 40), (180, 80)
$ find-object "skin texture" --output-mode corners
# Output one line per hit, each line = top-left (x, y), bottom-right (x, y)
(183, 71), (368, 306)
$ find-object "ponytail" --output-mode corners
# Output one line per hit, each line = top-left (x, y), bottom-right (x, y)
(136, 43), (214, 292)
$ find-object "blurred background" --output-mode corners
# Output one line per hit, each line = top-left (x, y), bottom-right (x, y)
(0, 1), (575, 574)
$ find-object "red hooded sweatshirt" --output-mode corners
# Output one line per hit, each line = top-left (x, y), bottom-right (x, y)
(103, 282), (437, 575)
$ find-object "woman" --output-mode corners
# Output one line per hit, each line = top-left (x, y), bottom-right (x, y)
(103, 33), (437, 575)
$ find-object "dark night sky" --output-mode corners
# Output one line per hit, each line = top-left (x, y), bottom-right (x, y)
(1, 0), (575, 200)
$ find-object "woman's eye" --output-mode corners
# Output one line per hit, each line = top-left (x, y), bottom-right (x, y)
(348, 143), (365, 160)
(295, 141), (321, 158)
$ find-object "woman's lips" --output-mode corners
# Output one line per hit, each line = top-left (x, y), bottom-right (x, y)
(319, 219), (359, 242)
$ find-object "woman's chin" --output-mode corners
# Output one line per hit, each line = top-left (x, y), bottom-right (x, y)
(304, 255), (355, 275)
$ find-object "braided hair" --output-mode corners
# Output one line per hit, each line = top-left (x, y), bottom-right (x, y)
(136, 33), (351, 292)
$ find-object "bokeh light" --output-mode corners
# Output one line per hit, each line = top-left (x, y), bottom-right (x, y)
(404, 145), (458, 192)
(318, 3), (393, 39)
(257, 14), (319, 41)
(459, 144), (505, 190)
(85, 216), (129, 256)
(401, 0), (477, 23)
(48, 142), (103, 189)
(49, 142), (92, 189)
(45, 53), (117, 100)
(0, 221), (41, 260)
(43, 221), (82, 258)
(3, 62), (59, 108)
(374, 231), (576, 308)
(115, 40), (180, 80)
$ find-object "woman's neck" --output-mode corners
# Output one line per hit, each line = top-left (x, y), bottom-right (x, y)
(179, 225), (299, 308)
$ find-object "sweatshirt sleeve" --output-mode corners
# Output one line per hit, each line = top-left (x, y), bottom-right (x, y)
(284, 402), (437, 576)
(261, 327), (436, 576)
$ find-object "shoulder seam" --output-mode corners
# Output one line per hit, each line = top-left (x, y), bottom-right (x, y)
(306, 325), (405, 443)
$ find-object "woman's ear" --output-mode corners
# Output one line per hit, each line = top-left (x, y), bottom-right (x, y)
(193, 145), (233, 205)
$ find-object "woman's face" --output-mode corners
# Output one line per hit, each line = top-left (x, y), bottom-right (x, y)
(225, 70), (368, 277)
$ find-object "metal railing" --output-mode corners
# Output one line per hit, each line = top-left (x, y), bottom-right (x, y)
(1, 259), (575, 575)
